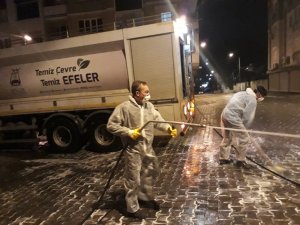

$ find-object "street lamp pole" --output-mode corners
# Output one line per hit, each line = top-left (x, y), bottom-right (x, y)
(229, 52), (240, 83)
(238, 56), (240, 82)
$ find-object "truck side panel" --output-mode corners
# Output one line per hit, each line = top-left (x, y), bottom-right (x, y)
(0, 51), (128, 100)
(0, 89), (129, 117)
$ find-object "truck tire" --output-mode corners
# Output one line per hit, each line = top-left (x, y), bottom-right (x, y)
(46, 117), (81, 153)
(3, 122), (17, 139)
(88, 119), (122, 152)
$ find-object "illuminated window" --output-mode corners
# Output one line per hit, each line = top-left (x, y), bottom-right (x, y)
(161, 12), (172, 22)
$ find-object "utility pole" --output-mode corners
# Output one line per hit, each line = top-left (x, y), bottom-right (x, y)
(238, 56), (240, 82)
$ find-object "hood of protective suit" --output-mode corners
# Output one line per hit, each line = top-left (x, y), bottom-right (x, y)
(246, 88), (256, 97)
(107, 95), (170, 153)
(222, 88), (257, 127)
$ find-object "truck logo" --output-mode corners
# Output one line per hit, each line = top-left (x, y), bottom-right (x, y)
(10, 68), (21, 86)
(77, 58), (90, 70)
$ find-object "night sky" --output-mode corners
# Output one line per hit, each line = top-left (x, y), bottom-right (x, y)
(197, 0), (268, 88)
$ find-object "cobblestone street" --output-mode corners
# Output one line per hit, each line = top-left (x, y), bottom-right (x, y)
(0, 93), (299, 225)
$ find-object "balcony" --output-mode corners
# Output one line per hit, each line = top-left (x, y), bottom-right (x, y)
(2, 13), (176, 48)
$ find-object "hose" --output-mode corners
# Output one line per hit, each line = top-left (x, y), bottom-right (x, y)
(213, 128), (300, 187)
(194, 105), (300, 187)
(80, 118), (300, 224)
(79, 145), (126, 225)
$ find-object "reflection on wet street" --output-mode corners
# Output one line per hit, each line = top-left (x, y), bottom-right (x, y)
(243, 94), (300, 184)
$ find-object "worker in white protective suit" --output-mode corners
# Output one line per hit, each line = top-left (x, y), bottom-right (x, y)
(219, 86), (267, 169)
(107, 80), (177, 219)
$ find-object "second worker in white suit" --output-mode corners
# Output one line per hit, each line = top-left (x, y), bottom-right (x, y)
(219, 85), (267, 169)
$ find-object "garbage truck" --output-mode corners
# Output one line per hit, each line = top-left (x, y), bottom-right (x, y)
(0, 20), (195, 153)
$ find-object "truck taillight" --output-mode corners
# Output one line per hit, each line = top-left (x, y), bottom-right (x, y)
(189, 101), (195, 116)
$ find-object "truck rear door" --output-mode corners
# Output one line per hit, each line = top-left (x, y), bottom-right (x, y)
(130, 33), (176, 101)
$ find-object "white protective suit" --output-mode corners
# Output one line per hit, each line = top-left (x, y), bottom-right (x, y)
(107, 95), (170, 213)
(220, 88), (257, 161)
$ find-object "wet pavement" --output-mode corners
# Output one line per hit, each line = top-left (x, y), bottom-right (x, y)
(0, 93), (300, 225)
(249, 94), (300, 184)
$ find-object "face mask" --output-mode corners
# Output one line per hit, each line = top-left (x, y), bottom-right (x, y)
(143, 94), (151, 103)
(257, 97), (264, 102)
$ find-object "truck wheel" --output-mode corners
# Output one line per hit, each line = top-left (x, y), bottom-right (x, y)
(89, 120), (122, 152)
(46, 118), (81, 153)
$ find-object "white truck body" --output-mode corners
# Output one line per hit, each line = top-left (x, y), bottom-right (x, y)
(0, 21), (194, 152)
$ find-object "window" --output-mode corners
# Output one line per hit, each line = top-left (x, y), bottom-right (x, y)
(85, 20), (90, 32)
(79, 18), (103, 33)
(297, 7), (300, 24)
(16, 0), (39, 20)
(115, 0), (142, 11)
(290, 6), (300, 29)
(31, 36), (43, 43)
(0, 38), (11, 49)
(91, 19), (96, 32)
(79, 20), (84, 33)
(43, 0), (65, 7)
(53, 25), (68, 38)
(293, 51), (300, 63)
(60, 25), (67, 36)
(0, 8), (8, 22)
(180, 41), (187, 97)
(161, 12), (172, 22)
(0, 0), (6, 9)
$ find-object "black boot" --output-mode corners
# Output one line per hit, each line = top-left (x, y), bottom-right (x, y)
(126, 209), (148, 219)
(235, 160), (252, 169)
(139, 199), (160, 210)
(219, 159), (233, 165)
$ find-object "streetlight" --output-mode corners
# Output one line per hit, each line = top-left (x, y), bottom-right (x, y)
(23, 34), (32, 45)
(175, 16), (188, 37)
(200, 41), (207, 48)
(24, 34), (32, 41)
(228, 52), (240, 82)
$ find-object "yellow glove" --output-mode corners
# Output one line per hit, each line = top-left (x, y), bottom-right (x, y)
(168, 127), (177, 138)
(128, 128), (141, 140)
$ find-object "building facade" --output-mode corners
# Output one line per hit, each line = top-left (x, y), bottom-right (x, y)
(0, 0), (198, 42)
(0, 0), (199, 92)
(268, 0), (300, 92)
